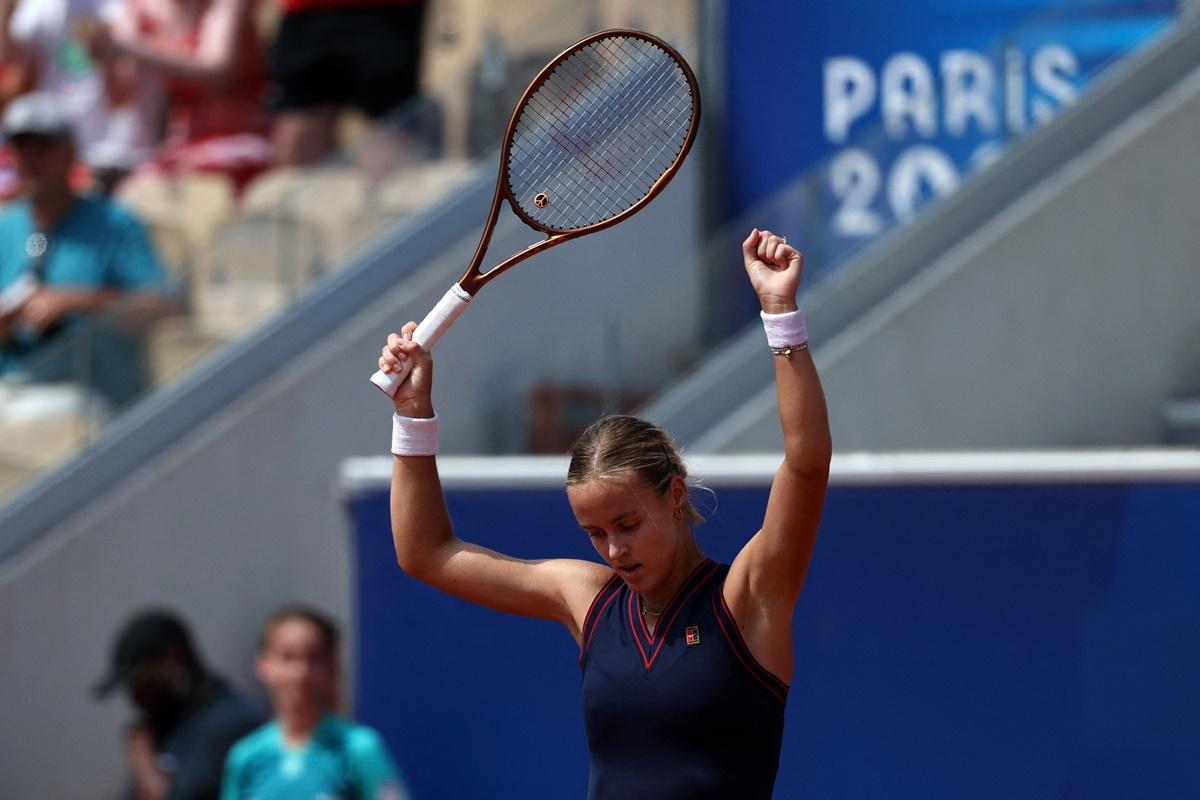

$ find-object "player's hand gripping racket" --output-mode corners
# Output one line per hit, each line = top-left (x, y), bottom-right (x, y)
(370, 29), (701, 395)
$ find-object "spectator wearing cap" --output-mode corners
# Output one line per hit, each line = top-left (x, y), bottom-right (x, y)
(0, 0), (161, 190)
(95, 609), (265, 800)
(0, 91), (174, 410)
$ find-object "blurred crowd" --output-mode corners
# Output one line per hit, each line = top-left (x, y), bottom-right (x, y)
(0, 0), (428, 415)
(96, 606), (411, 800)
(0, 0), (428, 194)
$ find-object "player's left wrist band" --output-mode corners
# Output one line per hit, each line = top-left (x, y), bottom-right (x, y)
(392, 413), (438, 456)
(761, 308), (808, 358)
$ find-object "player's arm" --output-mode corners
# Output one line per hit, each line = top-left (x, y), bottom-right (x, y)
(383, 324), (611, 644)
(725, 230), (832, 645)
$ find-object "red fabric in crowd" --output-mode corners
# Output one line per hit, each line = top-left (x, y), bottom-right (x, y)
(280, 0), (416, 15)
(126, 0), (272, 192)
(131, 0), (270, 141)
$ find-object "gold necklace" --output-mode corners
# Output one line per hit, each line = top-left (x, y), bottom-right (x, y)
(640, 597), (664, 617)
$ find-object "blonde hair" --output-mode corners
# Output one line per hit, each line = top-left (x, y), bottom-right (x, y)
(566, 415), (705, 528)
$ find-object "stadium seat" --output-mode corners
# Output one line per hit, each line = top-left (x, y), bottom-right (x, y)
(142, 220), (194, 305)
(345, 211), (400, 250)
(145, 319), (225, 386)
(115, 172), (237, 250)
(372, 158), (473, 215)
(190, 214), (325, 338)
(0, 386), (91, 498)
(242, 167), (369, 261)
(0, 456), (33, 498)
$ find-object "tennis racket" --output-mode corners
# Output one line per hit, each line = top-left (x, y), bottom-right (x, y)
(370, 28), (701, 395)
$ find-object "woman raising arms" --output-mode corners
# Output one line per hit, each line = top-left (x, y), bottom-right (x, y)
(379, 229), (831, 800)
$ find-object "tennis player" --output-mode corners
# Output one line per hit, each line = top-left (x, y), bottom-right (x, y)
(379, 229), (830, 800)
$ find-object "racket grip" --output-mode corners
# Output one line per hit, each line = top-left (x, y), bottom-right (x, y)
(370, 284), (473, 396)
(370, 360), (415, 397)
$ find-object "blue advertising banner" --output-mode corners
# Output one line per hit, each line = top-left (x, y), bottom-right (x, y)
(344, 457), (1200, 799)
(721, 0), (1178, 258)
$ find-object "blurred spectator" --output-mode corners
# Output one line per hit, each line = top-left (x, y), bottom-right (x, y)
(97, 0), (273, 191)
(268, 0), (427, 166)
(0, 0), (161, 192)
(95, 609), (265, 800)
(221, 607), (411, 800)
(0, 92), (174, 410)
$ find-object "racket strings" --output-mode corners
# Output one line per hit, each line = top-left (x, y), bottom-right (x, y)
(516, 66), (682, 224)
(546, 43), (679, 174)
(548, 48), (688, 197)
(507, 34), (695, 232)
(516, 71), (686, 226)
(518, 46), (644, 173)
(526, 44), (687, 213)
(512, 61), (643, 218)
(582, 41), (689, 161)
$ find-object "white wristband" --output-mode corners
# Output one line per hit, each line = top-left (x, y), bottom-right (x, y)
(760, 308), (808, 349)
(392, 413), (438, 456)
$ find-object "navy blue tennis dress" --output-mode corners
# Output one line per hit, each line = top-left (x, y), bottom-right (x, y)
(579, 559), (788, 800)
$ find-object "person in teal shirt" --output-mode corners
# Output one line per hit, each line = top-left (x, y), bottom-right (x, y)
(0, 92), (173, 407)
(221, 607), (410, 800)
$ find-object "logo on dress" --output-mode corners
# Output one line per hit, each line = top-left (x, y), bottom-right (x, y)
(685, 626), (700, 646)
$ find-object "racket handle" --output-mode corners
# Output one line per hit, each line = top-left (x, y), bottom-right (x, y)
(370, 284), (473, 396)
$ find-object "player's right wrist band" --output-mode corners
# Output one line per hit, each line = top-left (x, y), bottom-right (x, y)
(392, 413), (439, 456)
(760, 308), (808, 358)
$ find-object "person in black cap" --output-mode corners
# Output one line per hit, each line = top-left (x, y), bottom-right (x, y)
(95, 609), (264, 800)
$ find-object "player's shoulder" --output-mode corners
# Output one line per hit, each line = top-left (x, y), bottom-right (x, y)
(328, 717), (387, 755)
(551, 556), (613, 583)
(311, 715), (388, 763)
(551, 557), (615, 602)
(227, 719), (279, 762)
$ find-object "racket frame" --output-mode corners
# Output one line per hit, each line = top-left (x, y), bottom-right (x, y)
(372, 29), (700, 396)
(456, 28), (702, 296)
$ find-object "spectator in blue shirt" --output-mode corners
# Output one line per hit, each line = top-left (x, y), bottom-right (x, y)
(222, 607), (411, 800)
(0, 91), (173, 408)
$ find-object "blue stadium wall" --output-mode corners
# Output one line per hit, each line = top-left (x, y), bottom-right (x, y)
(716, 0), (1180, 322)
(344, 463), (1200, 799)
(722, 0), (1178, 218)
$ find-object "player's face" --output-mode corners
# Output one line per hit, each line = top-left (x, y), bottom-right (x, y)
(256, 619), (338, 715)
(568, 474), (685, 594)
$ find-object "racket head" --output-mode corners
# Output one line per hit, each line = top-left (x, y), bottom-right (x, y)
(500, 29), (701, 238)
